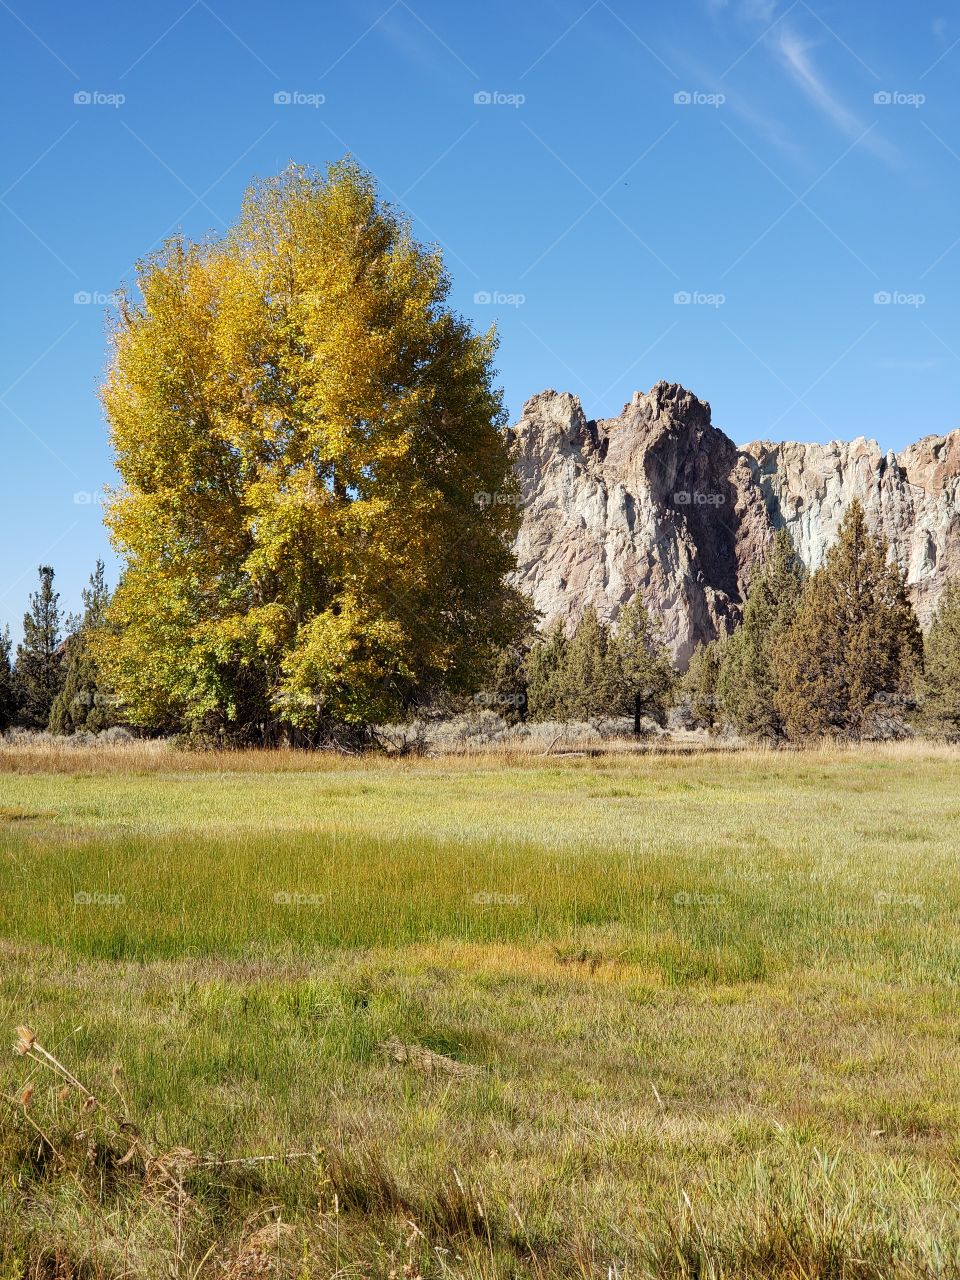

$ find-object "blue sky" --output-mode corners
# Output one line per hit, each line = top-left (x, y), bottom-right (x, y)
(1, 0), (959, 638)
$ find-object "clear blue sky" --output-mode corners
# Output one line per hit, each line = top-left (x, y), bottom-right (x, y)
(1, 0), (958, 639)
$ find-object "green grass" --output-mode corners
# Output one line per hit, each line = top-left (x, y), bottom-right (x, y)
(1, 741), (960, 1277)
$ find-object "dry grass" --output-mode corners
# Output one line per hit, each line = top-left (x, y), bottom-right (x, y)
(0, 740), (958, 1277)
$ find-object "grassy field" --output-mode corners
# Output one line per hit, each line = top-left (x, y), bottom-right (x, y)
(1, 740), (959, 1278)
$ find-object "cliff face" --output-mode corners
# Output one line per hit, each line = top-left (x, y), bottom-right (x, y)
(509, 381), (960, 665)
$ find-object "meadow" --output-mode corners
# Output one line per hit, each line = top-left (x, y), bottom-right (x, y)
(1, 739), (959, 1278)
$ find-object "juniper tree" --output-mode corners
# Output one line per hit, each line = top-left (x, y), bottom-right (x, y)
(771, 502), (922, 740)
(921, 579), (960, 735)
(14, 566), (65, 729)
(682, 639), (722, 731)
(50, 561), (116, 735)
(716, 527), (805, 738)
(0, 630), (15, 732)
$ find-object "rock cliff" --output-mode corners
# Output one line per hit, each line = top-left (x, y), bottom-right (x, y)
(509, 381), (960, 664)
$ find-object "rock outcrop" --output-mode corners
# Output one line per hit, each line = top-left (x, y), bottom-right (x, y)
(510, 381), (960, 665)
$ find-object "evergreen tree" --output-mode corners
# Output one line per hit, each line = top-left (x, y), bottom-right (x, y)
(525, 602), (674, 728)
(562, 606), (618, 720)
(716, 527), (806, 738)
(14, 566), (65, 729)
(50, 561), (117, 735)
(0, 629), (15, 733)
(921, 579), (960, 736)
(771, 502), (922, 740)
(609, 600), (675, 730)
(682, 639), (722, 731)
(525, 620), (571, 721)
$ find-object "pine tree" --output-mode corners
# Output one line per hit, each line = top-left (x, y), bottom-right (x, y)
(525, 620), (572, 721)
(771, 502), (922, 740)
(716, 527), (805, 738)
(609, 600), (674, 731)
(921, 579), (960, 736)
(14, 567), (65, 729)
(50, 561), (117, 735)
(682, 639), (722, 731)
(0, 629), (15, 732)
(562, 607), (617, 720)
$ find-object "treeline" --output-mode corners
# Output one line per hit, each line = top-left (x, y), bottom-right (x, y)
(673, 502), (958, 740)
(0, 562), (117, 736)
(4, 501), (960, 744)
(493, 502), (960, 742)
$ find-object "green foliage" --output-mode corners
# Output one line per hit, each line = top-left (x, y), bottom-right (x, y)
(921, 579), (960, 735)
(97, 160), (526, 742)
(716, 527), (806, 738)
(0, 629), (15, 733)
(771, 502), (922, 740)
(49, 561), (117, 736)
(525, 601), (674, 727)
(13, 566), (65, 729)
(682, 639), (722, 731)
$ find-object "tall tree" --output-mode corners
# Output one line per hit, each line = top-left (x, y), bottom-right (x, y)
(681, 639), (722, 732)
(96, 161), (527, 742)
(525, 602), (674, 728)
(50, 561), (117, 735)
(609, 600), (674, 731)
(716, 527), (806, 738)
(14, 566), (65, 729)
(771, 502), (922, 740)
(0, 629), (15, 732)
(525, 620), (571, 721)
(921, 579), (960, 736)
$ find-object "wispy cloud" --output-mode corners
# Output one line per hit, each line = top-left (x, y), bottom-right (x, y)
(775, 29), (899, 165)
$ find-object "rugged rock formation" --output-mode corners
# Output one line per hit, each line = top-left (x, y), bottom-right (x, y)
(509, 381), (960, 665)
